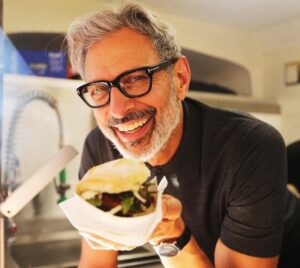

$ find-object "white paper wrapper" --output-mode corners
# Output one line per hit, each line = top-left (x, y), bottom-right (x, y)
(59, 177), (168, 247)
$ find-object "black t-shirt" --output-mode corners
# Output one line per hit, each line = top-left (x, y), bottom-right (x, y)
(79, 97), (300, 262)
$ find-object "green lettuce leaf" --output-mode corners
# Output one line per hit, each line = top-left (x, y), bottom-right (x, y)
(121, 196), (134, 214)
(87, 196), (102, 207)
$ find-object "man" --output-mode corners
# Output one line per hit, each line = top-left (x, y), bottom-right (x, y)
(66, 3), (300, 268)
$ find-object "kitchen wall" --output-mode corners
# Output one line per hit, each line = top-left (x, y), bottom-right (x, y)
(162, 14), (264, 98)
(258, 18), (300, 144)
(4, 0), (264, 98)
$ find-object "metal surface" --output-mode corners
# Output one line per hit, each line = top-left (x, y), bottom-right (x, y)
(10, 237), (80, 267)
(8, 218), (161, 268)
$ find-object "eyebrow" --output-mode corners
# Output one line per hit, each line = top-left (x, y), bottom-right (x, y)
(90, 57), (166, 82)
(87, 63), (153, 84)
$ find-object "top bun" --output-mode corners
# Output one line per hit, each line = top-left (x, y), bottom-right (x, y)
(76, 158), (151, 194)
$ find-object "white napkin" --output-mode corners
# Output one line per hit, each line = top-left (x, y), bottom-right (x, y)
(59, 177), (168, 247)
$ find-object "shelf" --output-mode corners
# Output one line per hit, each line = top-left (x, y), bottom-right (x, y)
(188, 91), (280, 114)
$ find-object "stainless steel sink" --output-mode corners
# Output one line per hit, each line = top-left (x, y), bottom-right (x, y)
(8, 218), (81, 268)
(8, 218), (161, 268)
(9, 238), (81, 268)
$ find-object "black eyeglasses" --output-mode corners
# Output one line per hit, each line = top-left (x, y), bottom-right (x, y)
(76, 58), (177, 108)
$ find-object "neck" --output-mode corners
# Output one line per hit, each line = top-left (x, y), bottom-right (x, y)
(148, 106), (184, 167)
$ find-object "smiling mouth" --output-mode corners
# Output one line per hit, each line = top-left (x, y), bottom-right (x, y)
(114, 116), (151, 133)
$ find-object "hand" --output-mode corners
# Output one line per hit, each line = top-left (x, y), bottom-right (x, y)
(149, 194), (185, 245)
(79, 231), (136, 251)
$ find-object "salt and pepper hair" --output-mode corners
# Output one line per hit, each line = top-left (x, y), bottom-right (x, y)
(66, 2), (182, 79)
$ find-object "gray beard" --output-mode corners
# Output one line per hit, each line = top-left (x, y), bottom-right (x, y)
(99, 80), (182, 162)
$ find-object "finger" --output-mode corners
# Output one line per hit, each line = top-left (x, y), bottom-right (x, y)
(86, 238), (112, 250)
(93, 237), (134, 251)
(79, 231), (116, 250)
(149, 221), (172, 244)
(82, 231), (136, 251)
(79, 232), (112, 250)
(88, 234), (118, 250)
(161, 194), (182, 221)
(151, 221), (169, 237)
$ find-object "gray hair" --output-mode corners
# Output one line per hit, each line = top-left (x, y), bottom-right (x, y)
(66, 2), (182, 79)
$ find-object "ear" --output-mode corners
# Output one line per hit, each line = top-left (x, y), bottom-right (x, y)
(173, 56), (191, 101)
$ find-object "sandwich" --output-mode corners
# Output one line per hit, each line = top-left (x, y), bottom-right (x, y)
(76, 158), (156, 217)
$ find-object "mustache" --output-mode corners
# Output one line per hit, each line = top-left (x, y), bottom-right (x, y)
(107, 107), (156, 126)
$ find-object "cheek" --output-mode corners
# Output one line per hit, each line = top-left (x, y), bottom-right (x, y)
(93, 108), (107, 125)
(150, 80), (172, 106)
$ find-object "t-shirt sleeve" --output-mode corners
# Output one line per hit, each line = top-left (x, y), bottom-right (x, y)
(220, 122), (287, 257)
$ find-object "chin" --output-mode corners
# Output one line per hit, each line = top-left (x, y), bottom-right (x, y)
(116, 136), (156, 161)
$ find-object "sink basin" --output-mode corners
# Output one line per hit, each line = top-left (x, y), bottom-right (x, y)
(8, 218), (81, 268)
(11, 217), (75, 236)
(8, 218), (161, 268)
(10, 238), (81, 268)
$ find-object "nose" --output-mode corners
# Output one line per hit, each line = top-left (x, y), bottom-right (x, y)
(109, 87), (135, 118)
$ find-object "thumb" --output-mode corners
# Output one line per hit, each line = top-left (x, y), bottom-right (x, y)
(161, 194), (182, 221)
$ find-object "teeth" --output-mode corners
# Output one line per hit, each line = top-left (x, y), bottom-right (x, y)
(117, 117), (149, 132)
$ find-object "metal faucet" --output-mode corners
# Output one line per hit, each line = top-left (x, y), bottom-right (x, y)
(3, 91), (70, 205)
(0, 90), (71, 268)
(4, 91), (64, 188)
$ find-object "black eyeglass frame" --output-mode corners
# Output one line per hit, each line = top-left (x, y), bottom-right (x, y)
(76, 58), (178, 108)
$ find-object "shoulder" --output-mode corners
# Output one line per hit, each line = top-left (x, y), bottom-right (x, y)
(185, 98), (286, 188)
(184, 97), (259, 128)
(185, 97), (284, 148)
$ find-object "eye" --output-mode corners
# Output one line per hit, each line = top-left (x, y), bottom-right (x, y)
(131, 74), (148, 82)
(92, 86), (106, 96)
(121, 71), (149, 85)
(87, 83), (109, 99)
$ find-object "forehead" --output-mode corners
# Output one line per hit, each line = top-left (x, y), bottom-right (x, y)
(84, 28), (161, 81)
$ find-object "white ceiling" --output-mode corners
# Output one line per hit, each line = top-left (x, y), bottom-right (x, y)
(138, 0), (300, 31)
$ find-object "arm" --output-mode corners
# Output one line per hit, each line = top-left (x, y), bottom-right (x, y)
(78, 238), (118, 268)
(152, 195), (279, 268)
(149, 195), (212, 267)
(214, 239), (279, 268)
(160, 238), (278, 268)
(159, 235), (213, 268)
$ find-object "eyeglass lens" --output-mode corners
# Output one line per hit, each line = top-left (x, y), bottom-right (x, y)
(82, 69), (151, 107)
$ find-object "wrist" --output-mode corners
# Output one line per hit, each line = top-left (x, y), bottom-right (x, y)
(153, 223), (192, 257)
(164, 218), (185, 243)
